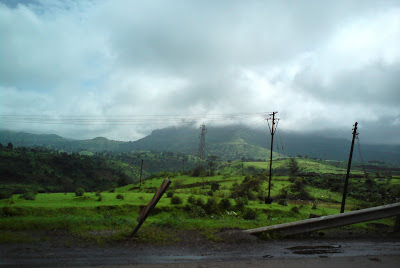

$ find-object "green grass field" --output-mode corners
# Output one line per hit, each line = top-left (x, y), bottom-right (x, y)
(1, 158), (398, 244)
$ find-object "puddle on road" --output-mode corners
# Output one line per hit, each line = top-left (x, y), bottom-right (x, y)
(287, 245), (343, 255)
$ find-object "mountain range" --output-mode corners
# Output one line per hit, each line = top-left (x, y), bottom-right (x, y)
(1, 126), (399, 165)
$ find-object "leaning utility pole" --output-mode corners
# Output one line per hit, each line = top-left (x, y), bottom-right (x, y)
(340, 122), (358, 213)
(266, 112), (279, 204)
(198, 123), (207, 160)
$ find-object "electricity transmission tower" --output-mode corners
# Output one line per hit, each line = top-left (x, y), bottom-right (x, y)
(266, 111), (279, 204)
(198, 123), (207, 160)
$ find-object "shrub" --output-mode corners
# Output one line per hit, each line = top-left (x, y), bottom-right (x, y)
(108, 188), (115, 193)
(166, 191), (174, 198)
(291, 178), (306, 192)
(311, 200), (318, 209)
(211, 181), (220, 192)
(230, 176), (263, 200)
(192, 165), (207, 177)
(21, 191), (36, 200)
(116, 194), (124, 200)
(97, 195), (103, 201)
(278, 199), (288, 206)
(295, 189), (313, 200)
(171, 196), (183, 205)
(204, 197), (219, 214)
(0, 190), (12, 200)
(75, 188), (85, 197)
(243, 208), (257, 220)
(257, 189), (266, 201)
(290, 206), (300, 213)
(95, 191), (102, 197)
(187, 195), (196, 204)
(195, 197), (205, 208)
(219, 198), (232, 210)
(235, 197), (248, 210)
(247, 191), (258, 201)
(189, 206), (206, 218)
(278, 187), (289, 199)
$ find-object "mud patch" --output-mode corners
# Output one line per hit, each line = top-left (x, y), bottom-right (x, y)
(287, 245), (343, 255)
(216, 229), (259, 244)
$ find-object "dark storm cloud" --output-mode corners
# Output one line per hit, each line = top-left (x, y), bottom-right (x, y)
(0, 0), (399, 142)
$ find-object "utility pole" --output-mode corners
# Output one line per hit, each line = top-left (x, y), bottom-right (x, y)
(139, 159), (144, 190)
(266, 112), (279, 204)
(340, 122), (358, 213)
(198, 123), (207, 160)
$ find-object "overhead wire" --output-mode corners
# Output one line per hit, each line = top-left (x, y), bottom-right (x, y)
(0, 112), (270, 126)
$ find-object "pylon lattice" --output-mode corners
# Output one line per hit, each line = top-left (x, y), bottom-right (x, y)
(198, 123), (207, 160)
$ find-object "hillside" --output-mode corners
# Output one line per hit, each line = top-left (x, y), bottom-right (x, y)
(0, 146), (140, 194)
(1, 127), (400, 164)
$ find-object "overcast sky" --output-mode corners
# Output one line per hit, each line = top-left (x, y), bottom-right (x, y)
(1, 0), (399, 144)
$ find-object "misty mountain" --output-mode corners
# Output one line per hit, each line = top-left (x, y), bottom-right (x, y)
(1, 126), (399, 164)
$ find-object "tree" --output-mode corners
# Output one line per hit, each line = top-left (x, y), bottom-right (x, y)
(289, 157), (299, 179)
(7, 142), (13, 150)
(207, 155), (218, 175)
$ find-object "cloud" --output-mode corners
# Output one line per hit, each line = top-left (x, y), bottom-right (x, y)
(0, 0), (399, 143)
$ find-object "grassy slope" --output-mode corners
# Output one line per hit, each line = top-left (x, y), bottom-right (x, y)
(1, 158), (398, 243)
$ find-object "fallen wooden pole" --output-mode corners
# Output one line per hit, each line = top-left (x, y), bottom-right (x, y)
(129, 178), (171, 237)
(244, 202), (400, 236)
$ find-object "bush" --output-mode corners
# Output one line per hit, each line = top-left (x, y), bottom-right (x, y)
(230, 176), (264, 200)
(204, 197), (219, 214)
(95, 191), (102, 197)
(166, 191), (174, 198)
(290, 206), (300, 213)
(116, 194), (124, 200)
(0, 190), (12, 200)
(189, 206), (206, 218)
(211, 181), (220, 192)
(295, 189), (313, 200)
(235, 197), (248, 210)
(257, 189), (266, 201)
(311, 200), (318, 209)
(21, 191), (36, 200)
(278, 187), (289, 199)
(278, 199), (288, 206)
(187, 195), (196, 204)
(291, 178), (306, 192)
(108, 188), (115, 193)
(192, 165), (207, 177)
(171, 196), (183, 205)
(97, 195), (103, 201)
(195, 197), (205, 208)
(219, 198), (232, 210)
(243, 208), (257, 220)
(75, 188), (85, 197)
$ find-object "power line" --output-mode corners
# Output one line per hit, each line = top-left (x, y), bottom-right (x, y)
(0, 112), (271, 126)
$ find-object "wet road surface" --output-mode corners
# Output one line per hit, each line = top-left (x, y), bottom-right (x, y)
(1, 238), (400, 267)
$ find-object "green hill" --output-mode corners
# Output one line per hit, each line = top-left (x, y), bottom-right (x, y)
(0, 146), (140, 194)
(1, 126), (400, 164)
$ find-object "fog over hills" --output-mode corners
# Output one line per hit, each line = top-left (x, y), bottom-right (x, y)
(1, 126), (399, 165)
